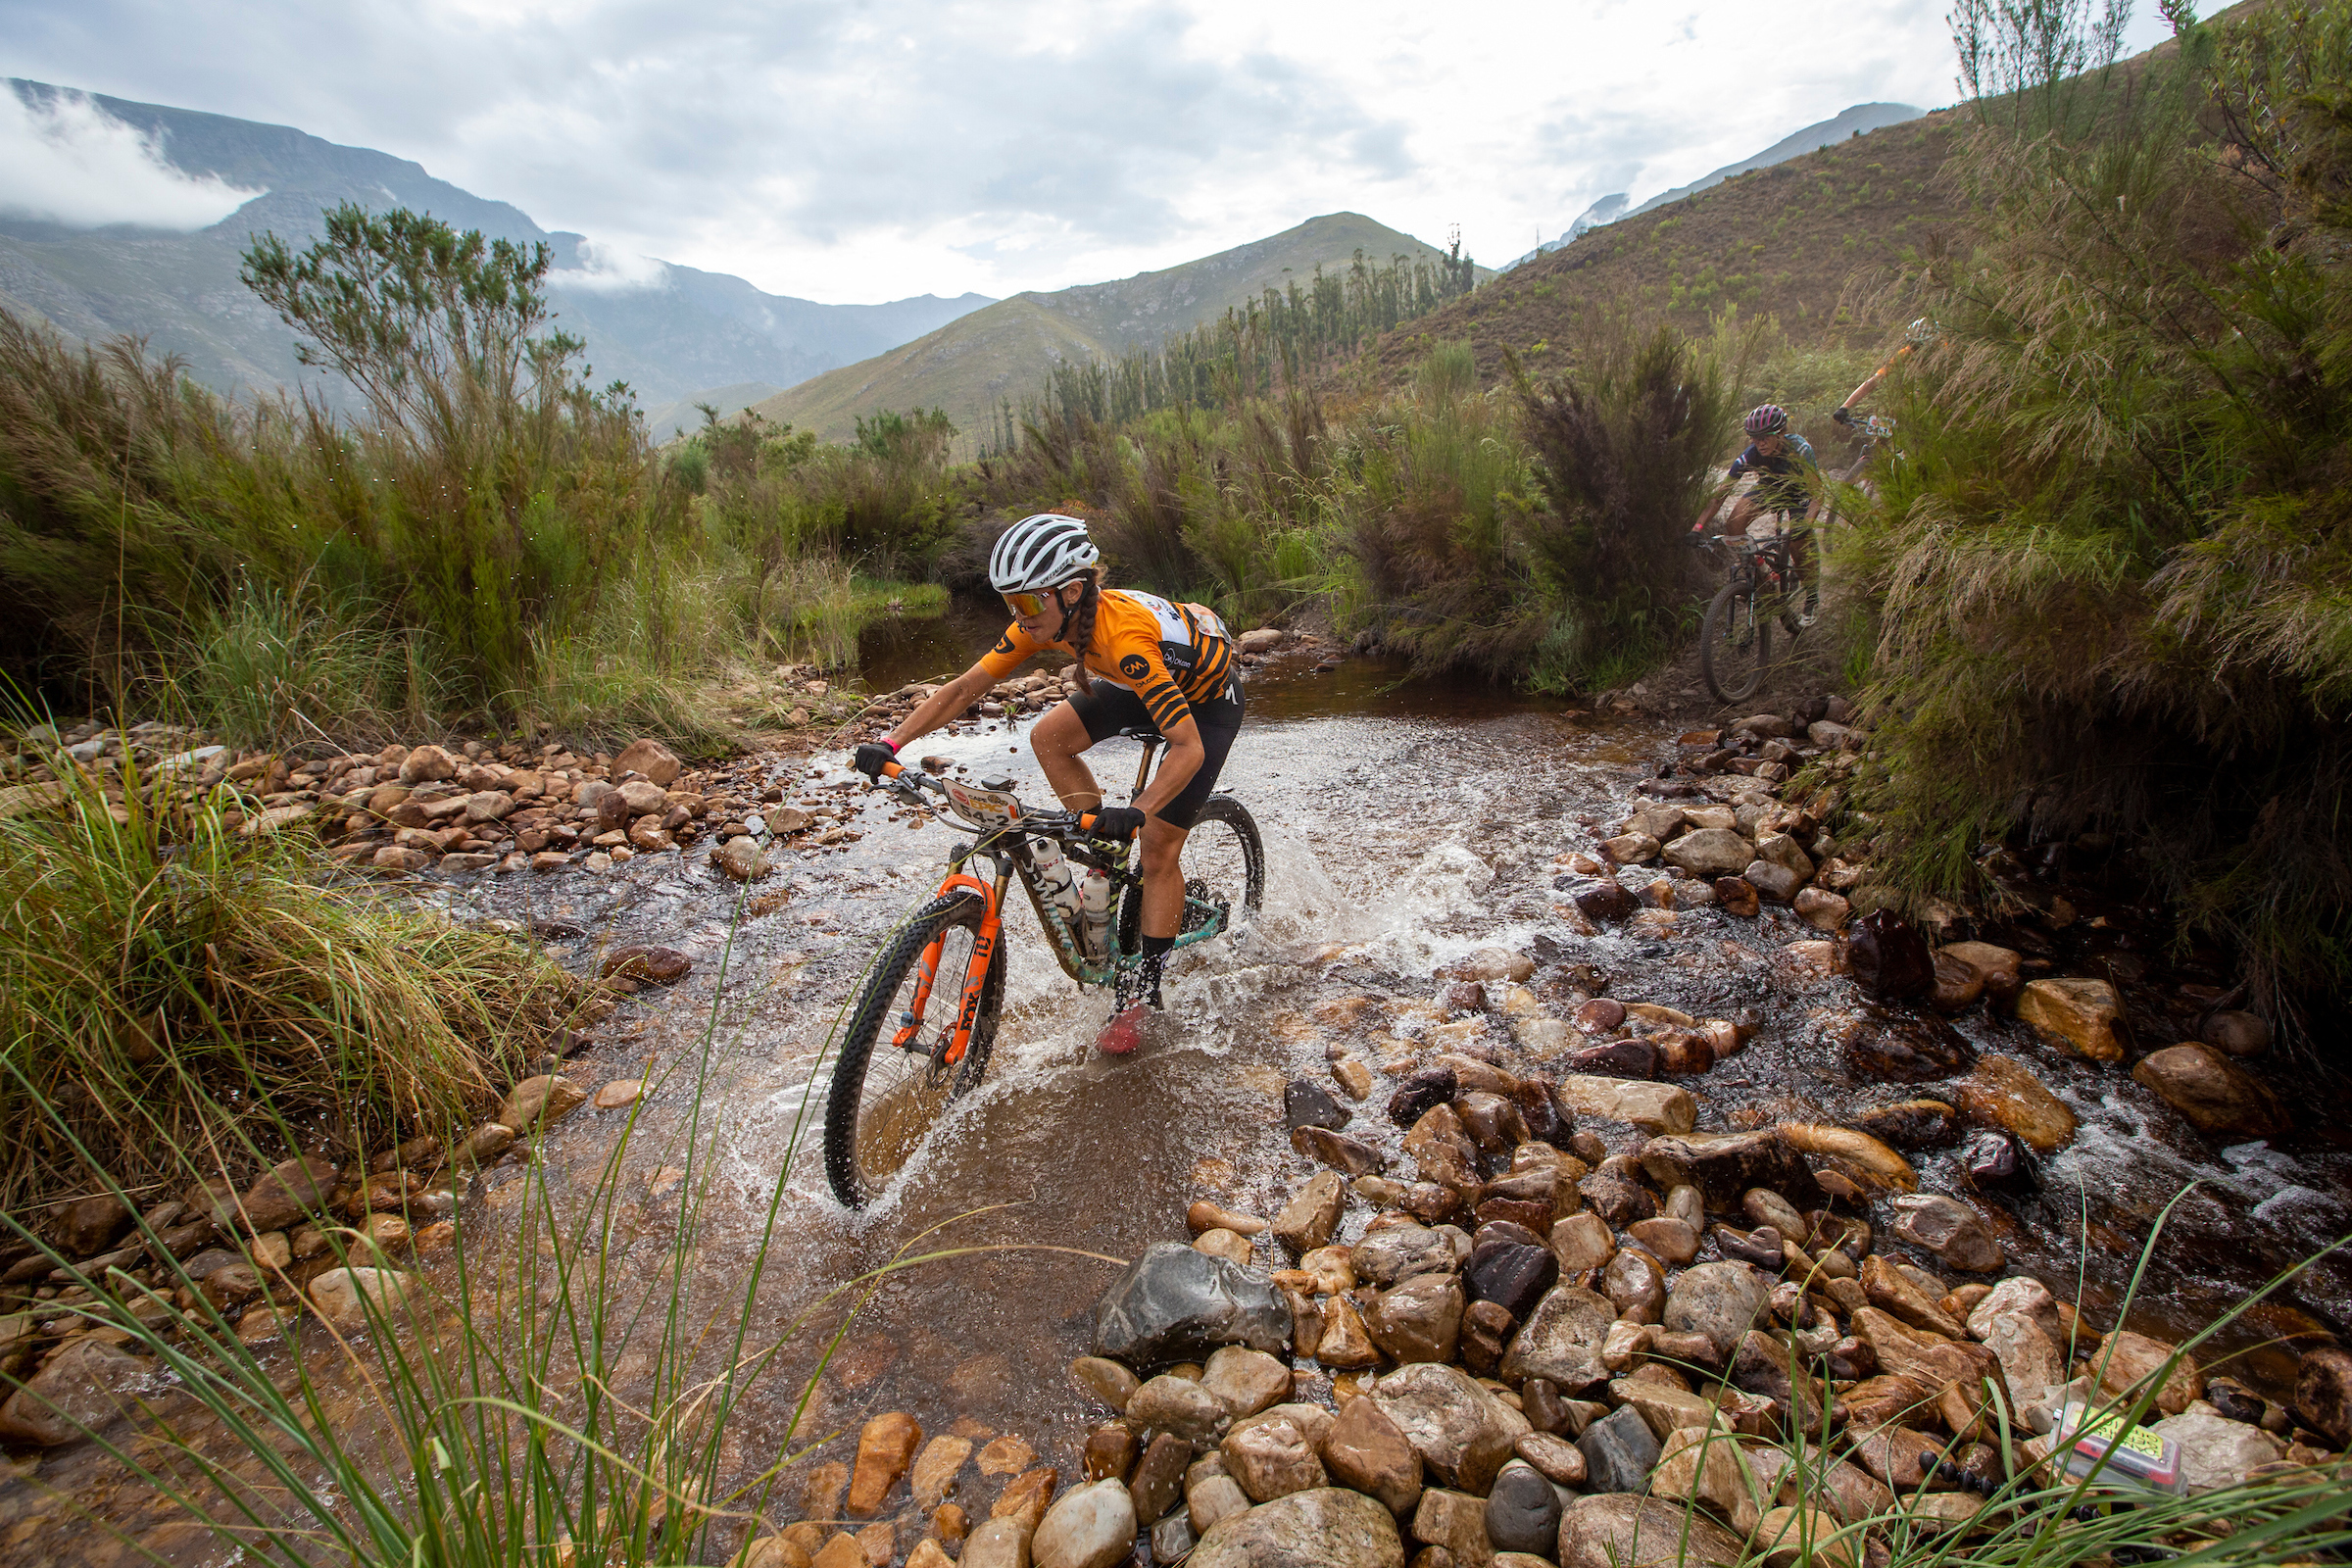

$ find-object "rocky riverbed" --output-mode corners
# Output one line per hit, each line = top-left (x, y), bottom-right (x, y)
(2, 640), (2347, 1566)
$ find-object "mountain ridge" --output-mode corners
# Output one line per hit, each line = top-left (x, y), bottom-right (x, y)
(0, 79), (992, 413)
(1505, 102), (1925, 269)
(752, 211), (1469, 443)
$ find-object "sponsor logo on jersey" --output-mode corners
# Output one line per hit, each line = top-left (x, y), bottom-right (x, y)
(991, 634), (1016, 657)
(1118, 653), (1150, 680)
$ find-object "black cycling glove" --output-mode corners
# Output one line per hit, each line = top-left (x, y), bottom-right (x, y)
(1089, 805), (1147, 842)
(853, 741), (897, 779)
(1832, 406), (1855, 426)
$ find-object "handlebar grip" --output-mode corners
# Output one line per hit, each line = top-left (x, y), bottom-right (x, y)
(1077, 812), (1097, 832)
(879, 760), (904, 780)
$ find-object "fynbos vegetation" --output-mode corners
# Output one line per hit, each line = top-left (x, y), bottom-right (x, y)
(1839, 0), (2352, 1019)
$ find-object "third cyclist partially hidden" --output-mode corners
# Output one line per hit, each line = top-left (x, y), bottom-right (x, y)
(1690, 403), (1824, 628)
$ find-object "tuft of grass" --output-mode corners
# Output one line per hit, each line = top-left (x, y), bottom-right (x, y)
(0, 734), (580, 1212)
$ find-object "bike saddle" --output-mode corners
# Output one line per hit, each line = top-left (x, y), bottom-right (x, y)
(1114, 725), (1165, 744)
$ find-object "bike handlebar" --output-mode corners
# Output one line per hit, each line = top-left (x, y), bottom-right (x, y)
(873, 758), (1106, 835)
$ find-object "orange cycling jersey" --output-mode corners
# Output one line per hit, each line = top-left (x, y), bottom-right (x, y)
(981, 588), (1237, 735)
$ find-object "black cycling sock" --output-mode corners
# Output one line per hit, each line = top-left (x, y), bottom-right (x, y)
(1136, 934), (1174, 1006)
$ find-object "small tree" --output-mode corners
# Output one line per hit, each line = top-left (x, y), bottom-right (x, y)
(241, 204), (577, 440)
(1948, 0), (2131, 136)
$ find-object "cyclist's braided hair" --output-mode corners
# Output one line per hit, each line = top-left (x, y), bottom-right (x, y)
(1062, 569), (1102, 699)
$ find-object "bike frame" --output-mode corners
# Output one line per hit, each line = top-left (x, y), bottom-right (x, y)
(874, 744), (1233, 1055)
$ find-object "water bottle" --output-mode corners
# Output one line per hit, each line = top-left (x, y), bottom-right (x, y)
(1032, 837), (1082, 932)
(1079, 867), (1112, 959)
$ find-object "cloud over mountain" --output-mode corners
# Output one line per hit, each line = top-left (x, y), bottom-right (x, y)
(0, 85), (258, 229)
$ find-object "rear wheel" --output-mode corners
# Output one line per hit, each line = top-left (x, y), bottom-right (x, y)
(823, 892), (1002, 1207)
(1116, 795), (1266, 957)
(1701, 579), (1770, 704)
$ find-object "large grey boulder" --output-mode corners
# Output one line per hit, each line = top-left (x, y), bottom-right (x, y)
(1094, 1242), (1290, 1366)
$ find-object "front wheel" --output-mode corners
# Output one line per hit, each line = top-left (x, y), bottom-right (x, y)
(823, 892), (1002, 1207)
(1115, 795), (1267, 957)
(1701, 579), (1771, 704)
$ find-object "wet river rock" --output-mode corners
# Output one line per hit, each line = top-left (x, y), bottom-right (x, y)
(1187, 1486), (1404, 1568)
(1832, 1008), (1977, 1084)
(1323, 1392), (1424, 1515)
(1284, 1079), (1349, 1133)
(1662, 1260), (1770, 1356)
(1573, 1405), (1663, 1495)
(2293, 1347), (2352, 1446)
(1387, 1065), (1458, 1128)
(1845, 909), (1934, 1000)
(1637, 1129), (1817, 1212)
(1888, 1194), (2003, 1272)
(1558, 1493), (1744, 1568)
(1849, 1099), (1961, 1149)
(2129, 1042), (2288, 1138)
(1464, 1237), (1559, 1322)
(1499, 1285), (1614, 1390)
(1370, 1360), (1531, 1492)
(1094, 1242), (1290, 1365)
(1032, 1477), (1137, 1568)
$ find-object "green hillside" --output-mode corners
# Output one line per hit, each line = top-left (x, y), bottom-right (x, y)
(1361, 110), (1959, 389)
(754, 212), (1467, 442)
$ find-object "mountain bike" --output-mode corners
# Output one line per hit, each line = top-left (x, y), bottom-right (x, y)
(821, 734), (1264, 1207)
(1696, 528), (1809, 704)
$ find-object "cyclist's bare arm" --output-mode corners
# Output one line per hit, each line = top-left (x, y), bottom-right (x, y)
(1838, 367), (1886, 412)
(884, 662), (999, 751)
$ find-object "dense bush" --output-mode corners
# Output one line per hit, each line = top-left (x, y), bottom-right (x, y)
(1840, 0), (2352, 1031)
(977, 328), (1741, 691)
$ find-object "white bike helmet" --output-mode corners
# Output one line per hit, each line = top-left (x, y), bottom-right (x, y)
(1906, 317), (1937, 347)
(989, 513), (1101, 593)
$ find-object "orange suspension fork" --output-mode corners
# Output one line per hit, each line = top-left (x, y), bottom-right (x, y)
(892, 869), (1002, 1064)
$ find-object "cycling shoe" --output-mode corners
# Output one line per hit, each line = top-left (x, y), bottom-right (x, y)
(1097, 1004), (1150, 1055)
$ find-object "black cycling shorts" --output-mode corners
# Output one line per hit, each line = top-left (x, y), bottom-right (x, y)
(1066, 679), (1244, 830)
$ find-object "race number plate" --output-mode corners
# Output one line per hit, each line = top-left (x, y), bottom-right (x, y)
(944, 781), (1021, 827)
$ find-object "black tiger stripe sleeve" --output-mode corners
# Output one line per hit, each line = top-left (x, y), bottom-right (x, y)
(1182, 638), (1233, 703)
(1143, 685), (1191, 731)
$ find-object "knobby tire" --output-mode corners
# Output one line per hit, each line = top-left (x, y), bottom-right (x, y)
(823, 891), (1003, 1208)
(1701, 579), (1770, 704)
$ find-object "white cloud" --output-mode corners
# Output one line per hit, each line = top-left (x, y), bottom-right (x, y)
(549, 236), (668, 292)
(0, 84), (259, 229)
(0, 0), (2185, 299)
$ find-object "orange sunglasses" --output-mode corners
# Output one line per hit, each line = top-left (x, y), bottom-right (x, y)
(1004, 589), (1056, 618)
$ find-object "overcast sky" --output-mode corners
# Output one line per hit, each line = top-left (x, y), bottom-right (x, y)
(0, 0), (2176, 306)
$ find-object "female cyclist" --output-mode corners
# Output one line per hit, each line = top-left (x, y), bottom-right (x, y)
(853, 514), (1244, 1049)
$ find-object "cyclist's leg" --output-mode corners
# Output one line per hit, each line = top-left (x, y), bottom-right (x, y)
(1032, 684), (1133, 810)
(1790, 515), (1821, 624)
(1122, 688), (1243, 1010)
(1132, 688), (1242, 939)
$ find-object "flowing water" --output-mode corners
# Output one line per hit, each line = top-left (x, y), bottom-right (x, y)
(9, 610), (2348, 1564)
